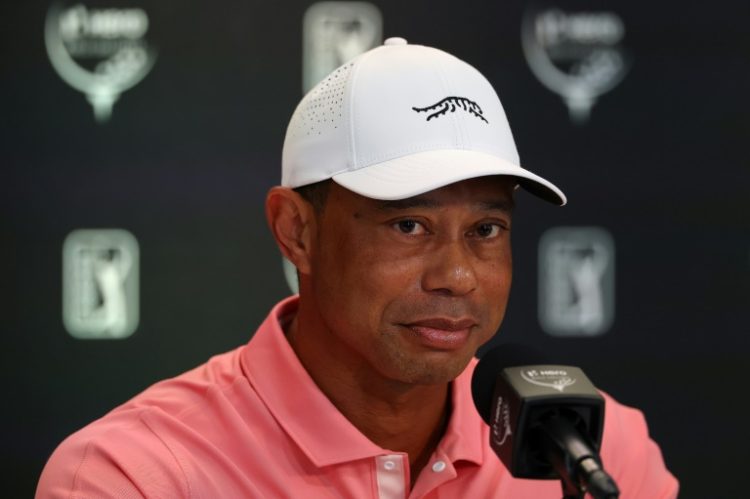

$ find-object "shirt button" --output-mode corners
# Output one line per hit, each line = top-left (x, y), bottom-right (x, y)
(384, 460), (395, 471)
(432, 460), (446, 472)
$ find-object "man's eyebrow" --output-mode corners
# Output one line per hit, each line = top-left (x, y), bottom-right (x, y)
(374, 198), (514, 212)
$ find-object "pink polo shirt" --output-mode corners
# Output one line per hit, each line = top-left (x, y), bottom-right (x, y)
(37, 297), (678, 498)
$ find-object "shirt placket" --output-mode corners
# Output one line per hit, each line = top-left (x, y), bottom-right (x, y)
(375, 454), (408, 499)
(408, 450), (458, 498)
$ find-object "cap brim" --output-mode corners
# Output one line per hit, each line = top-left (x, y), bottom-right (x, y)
(332, 149), (566, 205)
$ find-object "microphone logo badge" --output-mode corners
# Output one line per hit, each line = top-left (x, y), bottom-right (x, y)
(63, 229), (140, 339)
(521, 368), (577, 393)
(302, 1), (382, 93)
(412, 97), (489, 123)
(491, 396), (513, 447)
(521, 4), (630, 124)
(45, 2), (157, 122)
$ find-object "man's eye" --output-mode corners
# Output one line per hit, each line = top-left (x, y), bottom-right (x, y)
(394, 219), (424, 234)
(476, 223), (502, 238)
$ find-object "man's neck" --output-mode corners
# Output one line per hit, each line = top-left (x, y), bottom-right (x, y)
(327, 375), (450, 474)
(285, 312), (452, 483)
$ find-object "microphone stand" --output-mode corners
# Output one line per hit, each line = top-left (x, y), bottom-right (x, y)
(535, 415), (620, 499)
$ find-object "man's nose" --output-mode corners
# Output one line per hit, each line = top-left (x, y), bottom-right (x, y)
(421, 239), (478, 296)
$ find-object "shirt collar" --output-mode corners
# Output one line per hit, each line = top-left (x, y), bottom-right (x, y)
(241, 296), (486, 468)
(437, 357), (485, 466)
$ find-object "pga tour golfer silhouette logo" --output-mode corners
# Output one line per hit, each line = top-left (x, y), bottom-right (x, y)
(63, 229), (140, 339)
(302, 2), (382, 93)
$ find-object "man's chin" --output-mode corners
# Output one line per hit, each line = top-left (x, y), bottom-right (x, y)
(390, 354), (473, 386)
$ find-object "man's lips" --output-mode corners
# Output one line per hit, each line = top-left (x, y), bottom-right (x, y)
(402, 318), (478, 350)
(407, 318), (478, 331)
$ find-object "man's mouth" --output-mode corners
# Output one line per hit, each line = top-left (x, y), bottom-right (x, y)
(404, 318), (477, 350)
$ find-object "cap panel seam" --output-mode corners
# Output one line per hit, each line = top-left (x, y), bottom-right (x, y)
(346, 48), (378, 170)
(454, 63), (472, 149)
(435, 54), (462, 149)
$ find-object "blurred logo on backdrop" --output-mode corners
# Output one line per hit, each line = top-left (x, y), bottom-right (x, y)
(302, 1), (382, 93)
(538, 227), (615, 336)
(521, 4), (630, 124)
(45, 2), (157, 123)
(63, 229), (139, 339)
(283, 1), (382, 294)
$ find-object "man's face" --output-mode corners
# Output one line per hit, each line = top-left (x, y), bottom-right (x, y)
(305, 176), (514, 386)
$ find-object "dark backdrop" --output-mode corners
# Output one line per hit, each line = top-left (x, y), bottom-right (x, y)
(2, 1), (748, 497)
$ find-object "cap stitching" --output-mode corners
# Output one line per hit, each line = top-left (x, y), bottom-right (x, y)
(346, 47), (379, 171)
(435, 55), (462, 149)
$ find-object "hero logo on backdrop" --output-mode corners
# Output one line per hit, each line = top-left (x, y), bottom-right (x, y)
(538, 227), (615, 337)
(63, 229), (139, 339)
(521, 4), (630, 124)
(45, 2), (157, 122)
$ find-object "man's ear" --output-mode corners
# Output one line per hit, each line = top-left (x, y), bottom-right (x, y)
(265, 187), (316, 275)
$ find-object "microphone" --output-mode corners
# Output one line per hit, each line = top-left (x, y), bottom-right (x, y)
(471, 344), (620, 499)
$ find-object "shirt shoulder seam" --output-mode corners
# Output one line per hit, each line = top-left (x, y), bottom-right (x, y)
(68, 439), (93, 499)
(138, 408), (194, 499)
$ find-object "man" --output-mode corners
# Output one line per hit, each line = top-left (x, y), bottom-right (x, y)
(37, 38), (678, 498)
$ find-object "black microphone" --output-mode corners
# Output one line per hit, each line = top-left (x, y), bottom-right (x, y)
(471, 344), (620, 499)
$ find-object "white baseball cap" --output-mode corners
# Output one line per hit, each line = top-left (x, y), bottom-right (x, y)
(282, 37), (566, 205)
